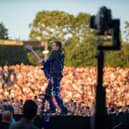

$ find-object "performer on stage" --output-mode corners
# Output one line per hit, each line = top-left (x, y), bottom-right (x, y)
(26, 41), (68, 115)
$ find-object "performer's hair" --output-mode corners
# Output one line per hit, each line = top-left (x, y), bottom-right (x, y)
(55, 41), (62, 49)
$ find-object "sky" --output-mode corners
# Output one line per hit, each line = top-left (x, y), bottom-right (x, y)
(0, 0), (129, 40)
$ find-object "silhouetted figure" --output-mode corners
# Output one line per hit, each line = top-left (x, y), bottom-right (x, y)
(9, 100), (39, 129)
(0, 110), (12, 129)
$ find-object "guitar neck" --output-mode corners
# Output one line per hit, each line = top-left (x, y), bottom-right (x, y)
(30, 49), (42, 64)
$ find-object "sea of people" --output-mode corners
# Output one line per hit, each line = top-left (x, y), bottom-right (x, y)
(0, 64), (129, 116)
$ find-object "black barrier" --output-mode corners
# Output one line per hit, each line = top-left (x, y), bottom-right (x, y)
(0, 113), (129, 129)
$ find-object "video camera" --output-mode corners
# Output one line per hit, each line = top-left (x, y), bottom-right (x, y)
(90, 6), (112, 35)
(90, 6), (120, 50)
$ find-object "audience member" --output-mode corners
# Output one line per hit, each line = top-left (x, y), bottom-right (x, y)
(0, 110), (12, 129)
(9, 100), (39, 129)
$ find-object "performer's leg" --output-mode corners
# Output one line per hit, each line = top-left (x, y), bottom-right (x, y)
(45, 79), (56, 111)
(53, 77), (67, 113)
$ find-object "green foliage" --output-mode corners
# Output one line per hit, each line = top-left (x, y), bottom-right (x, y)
(71, 13), (92, 43)
(104, 42), (129, 67)
(0, 23), (8, 39)
(124, 21), (129, 43)
(29, 11), (74, 42)
(63, 36), (129, 67)
(0, 10), (128, 67)
(121, 43), (129, 67)
(0, 10), (126, 67)
(71, 43), (96, 67)
(105, 51), (125, 67)
(63, 37), (97, 67)
(0, 42), (129, 67)
(29, 11), (92, 44)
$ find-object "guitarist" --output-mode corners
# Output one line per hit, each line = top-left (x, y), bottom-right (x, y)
(26, 41), (68, 115)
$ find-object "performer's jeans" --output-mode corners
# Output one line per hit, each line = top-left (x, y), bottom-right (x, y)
(45, 77), (67, 111)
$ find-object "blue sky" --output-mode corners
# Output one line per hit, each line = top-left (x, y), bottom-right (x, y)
(0, 0), (129, 40)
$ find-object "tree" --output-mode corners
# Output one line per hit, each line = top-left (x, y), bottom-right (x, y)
(121, 43), (129, 67)
(29, 11), (92, 43)
(124, 21), (129, 43)
(63, 36), (97, 67)
(30, 11), (109, 67)
(29, 11), (74, 42)
(71, 13), (93, 43)
(0, 22), (8, 39)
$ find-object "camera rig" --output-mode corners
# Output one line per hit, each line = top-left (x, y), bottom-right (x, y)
(90, 6), (121, 129)
(90, 6), (120, 50)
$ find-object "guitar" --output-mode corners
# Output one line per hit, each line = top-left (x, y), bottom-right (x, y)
(25, 45), (50, 79)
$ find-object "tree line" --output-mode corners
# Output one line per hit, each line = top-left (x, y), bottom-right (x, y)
(0, 11), (129, 67)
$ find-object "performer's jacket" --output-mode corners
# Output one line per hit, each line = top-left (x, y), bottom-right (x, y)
(42, 49), (64, 79)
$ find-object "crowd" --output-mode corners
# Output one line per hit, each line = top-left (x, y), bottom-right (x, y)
(0, 64), (129, 116)
(0, 100), (40, 129)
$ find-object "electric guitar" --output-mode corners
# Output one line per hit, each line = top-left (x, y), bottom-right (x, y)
(25, 45), (50, 79)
